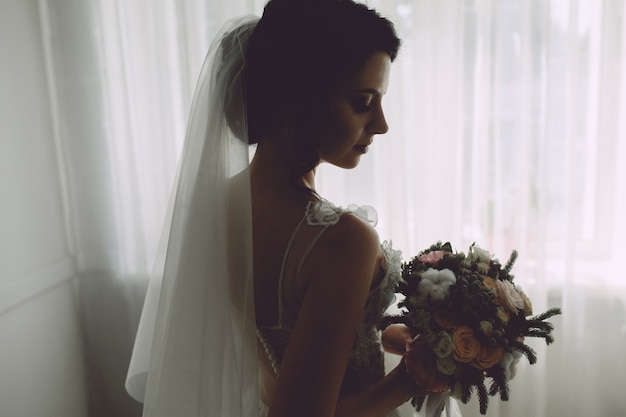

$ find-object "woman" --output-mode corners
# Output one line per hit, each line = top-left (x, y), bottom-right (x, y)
(126, 1), (446, 416)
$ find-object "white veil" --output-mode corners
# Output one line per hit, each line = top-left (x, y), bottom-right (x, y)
(125, 16), (260, 417)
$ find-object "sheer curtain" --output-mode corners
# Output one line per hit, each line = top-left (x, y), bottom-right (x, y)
(319, 1), (626, 416)
(37, 1), (263, 416)
(36, 0), (625, 416)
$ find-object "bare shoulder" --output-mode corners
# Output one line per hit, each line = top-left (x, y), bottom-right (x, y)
(300, 212), (381, 290)
(321, 211), (380, 254)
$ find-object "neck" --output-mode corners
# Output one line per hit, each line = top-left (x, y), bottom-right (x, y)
(250, 139), (318, 197)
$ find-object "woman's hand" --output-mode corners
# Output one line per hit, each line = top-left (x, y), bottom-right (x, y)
(403, 336), (449, 394)
(381, 324), (412, 355)
(382, 326), (448, 394)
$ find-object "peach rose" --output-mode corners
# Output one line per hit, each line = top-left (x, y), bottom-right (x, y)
(451, 326), (481, 363)
(481, 277), (498, 292)
(471, 345), (505, 370)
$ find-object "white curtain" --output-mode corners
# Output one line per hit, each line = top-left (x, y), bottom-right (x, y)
(36, 1), (263, 416)
(32, 0), (626, 416)
(319, 1), (626, 416)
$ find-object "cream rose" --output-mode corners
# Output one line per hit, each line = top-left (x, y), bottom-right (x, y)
(437, 356), (458, 376)
(518, 289), (533, 316)
(496, 279), (524, 314)
(433, 331), (454, 358)
(479, 320), (494, 336)
(468, 245), (492, 273)
(495, 306), (510, 324)
(469, 245), (493, 263)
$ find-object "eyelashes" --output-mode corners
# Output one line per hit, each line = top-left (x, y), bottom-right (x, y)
(351, 94), (376, 113)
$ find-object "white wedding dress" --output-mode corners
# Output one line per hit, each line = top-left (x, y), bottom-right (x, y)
(255, 199), (403, 417)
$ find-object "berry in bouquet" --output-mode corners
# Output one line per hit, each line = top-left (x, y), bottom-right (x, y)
(381, 242), (561, 415)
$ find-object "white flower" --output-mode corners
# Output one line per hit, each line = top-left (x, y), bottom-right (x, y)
(418, 268), (456, 301)
(499, 350), (523, 380)
(468, 244), (493, 263)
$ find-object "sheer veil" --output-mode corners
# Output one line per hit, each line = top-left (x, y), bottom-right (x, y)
(125, 16), (261, 417)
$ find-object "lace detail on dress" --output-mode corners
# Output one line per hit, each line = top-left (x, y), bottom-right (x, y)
(340, 240), (402, 396)
(305, 199), (378, 226)
(304, 200), (343, 225)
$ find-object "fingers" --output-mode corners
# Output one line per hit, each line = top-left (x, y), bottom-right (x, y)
(403, 337), (449, 394)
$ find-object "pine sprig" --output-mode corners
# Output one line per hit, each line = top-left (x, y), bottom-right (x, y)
(460, 382), (474, 404)
(524, 307), (561, 344)
(503, 250), (518, 275)
(509, 339), (538, 364)
(487, 365), (510, 401)
(477, 380), (490, 415)
(530, 307), (562, 322)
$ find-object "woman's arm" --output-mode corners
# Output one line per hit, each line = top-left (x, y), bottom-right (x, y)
(381, 324), (413, 355)
(266, 214), (380, 417)
(266, 215), (441, 417)
(334, 361), (419, 417)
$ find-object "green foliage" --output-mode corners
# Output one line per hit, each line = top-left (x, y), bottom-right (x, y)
(487, 364), (509, 401)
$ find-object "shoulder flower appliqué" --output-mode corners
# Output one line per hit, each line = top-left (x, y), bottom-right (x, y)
(305, 200), (343, 226)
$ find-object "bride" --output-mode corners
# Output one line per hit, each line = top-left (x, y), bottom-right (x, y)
(126, 1), (448, 416)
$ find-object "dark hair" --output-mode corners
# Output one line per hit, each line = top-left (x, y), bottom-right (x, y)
(243, 0), (400, 177)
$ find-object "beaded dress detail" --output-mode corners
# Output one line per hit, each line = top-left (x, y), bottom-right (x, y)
(256, 199), (402, 404)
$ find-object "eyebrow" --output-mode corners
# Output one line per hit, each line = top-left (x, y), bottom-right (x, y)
(351, 88), (381, 96)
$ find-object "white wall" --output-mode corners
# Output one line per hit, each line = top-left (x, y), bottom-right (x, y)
(0, 1), (87, 416)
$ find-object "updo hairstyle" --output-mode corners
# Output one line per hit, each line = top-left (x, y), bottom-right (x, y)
(243, 0), (400, 148)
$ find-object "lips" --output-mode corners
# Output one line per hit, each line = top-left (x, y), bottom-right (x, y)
(354, 140), (373, 154)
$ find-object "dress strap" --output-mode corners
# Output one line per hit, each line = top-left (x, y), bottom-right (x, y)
(273, 200), (340, 327)
(275, 216), (306, 328)
(294, 226), (332, 277)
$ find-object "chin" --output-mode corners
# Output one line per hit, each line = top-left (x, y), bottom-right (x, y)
(338, 158), (361, 169)
(320, 154), (362, 169)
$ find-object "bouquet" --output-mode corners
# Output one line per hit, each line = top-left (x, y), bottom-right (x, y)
(381, 242), (561, 415)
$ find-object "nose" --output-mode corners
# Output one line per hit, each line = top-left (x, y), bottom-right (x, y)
(368, 103), (389, 135)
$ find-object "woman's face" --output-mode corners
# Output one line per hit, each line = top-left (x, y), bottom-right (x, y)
(313, 51), (392, 169)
